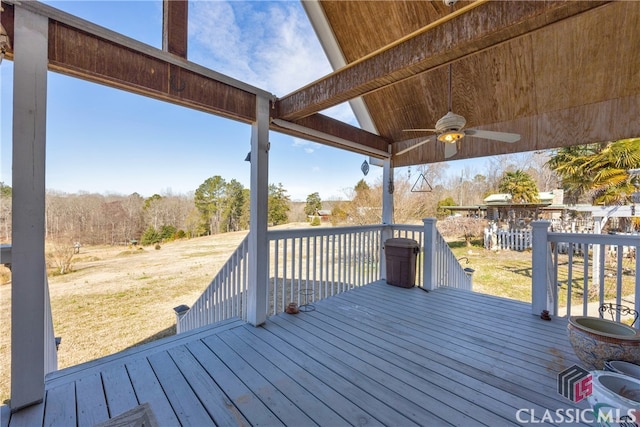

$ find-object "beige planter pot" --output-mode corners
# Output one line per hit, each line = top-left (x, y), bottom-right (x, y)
(568, 316), (640, 370)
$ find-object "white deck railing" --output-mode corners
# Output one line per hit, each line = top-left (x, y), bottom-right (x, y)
(423, 218), (473, 291)
(177, 220), (471, 333)
(268, 225), (384, 316)
(176, 235), (249, 333)
(44, 274), (58, 374)
(532, 221), (640, 325)
(2, 247), (57, 408)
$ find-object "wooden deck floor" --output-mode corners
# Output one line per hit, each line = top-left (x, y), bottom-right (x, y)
(5, 282), (591, 426)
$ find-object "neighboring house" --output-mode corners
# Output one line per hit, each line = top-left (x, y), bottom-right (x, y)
(445, 190), (565, 225)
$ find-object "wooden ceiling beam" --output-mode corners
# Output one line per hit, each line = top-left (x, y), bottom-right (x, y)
(163, 0), (188, 58)
(275, 0), (609, 122)
(1, 0), (267, 122)
(48, 18), (258, 122)
(3, 1), (388, 157)
(273, 114), (390, 158)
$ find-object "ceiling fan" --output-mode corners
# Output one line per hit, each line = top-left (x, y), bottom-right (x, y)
(397, 63), (521, 159)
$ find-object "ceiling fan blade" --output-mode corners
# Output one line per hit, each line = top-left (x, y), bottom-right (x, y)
(402, 128), (437, 133)
(464, 129), (521, 143)
(395, 136), (433, 156)
(444, 142), (457, 159)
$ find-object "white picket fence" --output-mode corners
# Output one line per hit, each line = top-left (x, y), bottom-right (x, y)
(485, 227), (632, 255)
(484, 228), (532, 251)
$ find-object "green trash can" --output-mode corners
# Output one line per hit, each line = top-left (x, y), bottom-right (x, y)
(384, 238), (420, 288)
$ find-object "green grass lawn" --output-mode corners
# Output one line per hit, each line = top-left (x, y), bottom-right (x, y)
(449, 239), (535, 302)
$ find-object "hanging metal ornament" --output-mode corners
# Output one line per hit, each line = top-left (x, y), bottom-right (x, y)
(411, 173), (433, 193)
(361, 160), (370, 176)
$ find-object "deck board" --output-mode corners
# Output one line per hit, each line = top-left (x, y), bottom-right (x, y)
(201, 334), (316, 426)
(229, 324), (385, 427)
(281, 301), (528, 424)
(270, 313), (488, 425)
(42, 381), (76, 427)
(216, 330), (346, 426)
(6, 282), (592, 426)
(166, 345), (249, 426)
(75, 373), (108, 427)
(124, 358), (180, 426)
(100, 364), (138, 419)
(146, 351), (214, 426)
(185, 340), (284, 427)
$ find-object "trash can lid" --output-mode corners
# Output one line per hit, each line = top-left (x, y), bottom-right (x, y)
(384, 238), (419, 248)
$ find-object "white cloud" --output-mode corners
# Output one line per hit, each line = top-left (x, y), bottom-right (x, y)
(189, 1), (360, 132)
(190, 1), (332, 95)
(292, 137), (321, 154)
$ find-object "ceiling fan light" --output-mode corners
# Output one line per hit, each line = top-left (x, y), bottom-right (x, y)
(437, 131), (464, 143)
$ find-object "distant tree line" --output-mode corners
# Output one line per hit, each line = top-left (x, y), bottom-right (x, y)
(0, 176), (292, 246)
(0, 152), (557, 245)
(2, 143), (635, 246)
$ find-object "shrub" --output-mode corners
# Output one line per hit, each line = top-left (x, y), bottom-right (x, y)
(141, 226), (160, 246)
(310, 215), (321, 226)
(160, 225), (177, 242)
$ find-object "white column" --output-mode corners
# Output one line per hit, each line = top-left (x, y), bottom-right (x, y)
(592, 216), (605, 289)
(380, 158), (393, 280)
(531, 221), (551, 316)
(11, 6), (48, 410)
(381, 157), (393, 225)
(422, 218), (437, 290)
(247, 95), (270, 326)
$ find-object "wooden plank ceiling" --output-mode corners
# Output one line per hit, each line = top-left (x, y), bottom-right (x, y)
(2, 0), (639, 166)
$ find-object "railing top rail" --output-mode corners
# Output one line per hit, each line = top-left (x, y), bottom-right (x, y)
(547, 232), (640, 245)
(267, 224), (386, 240)
(389, 224), (423, 232)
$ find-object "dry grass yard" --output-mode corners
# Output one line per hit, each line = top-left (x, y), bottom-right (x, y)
(0, 229), (249, 404)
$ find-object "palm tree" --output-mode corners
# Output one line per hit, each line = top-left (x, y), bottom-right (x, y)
(498, 170), (539, 203)
(547, 138), (640, 205)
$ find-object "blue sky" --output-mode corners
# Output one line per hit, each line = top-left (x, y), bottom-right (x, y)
(0, 0), (480, 201)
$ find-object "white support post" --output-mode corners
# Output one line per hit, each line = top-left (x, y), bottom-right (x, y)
(11, 6), (48, 410)
(531, 221), (551, 316)
(247, 95), (270, 326)
(381, 157), (394, 225)
(380, 157), (394, 280)
(423, 218), (437, 291)
(592, 216), (605, 289)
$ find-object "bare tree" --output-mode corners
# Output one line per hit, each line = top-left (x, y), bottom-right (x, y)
(0, 193), (11, 243)
(47, 238), (77, 274)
